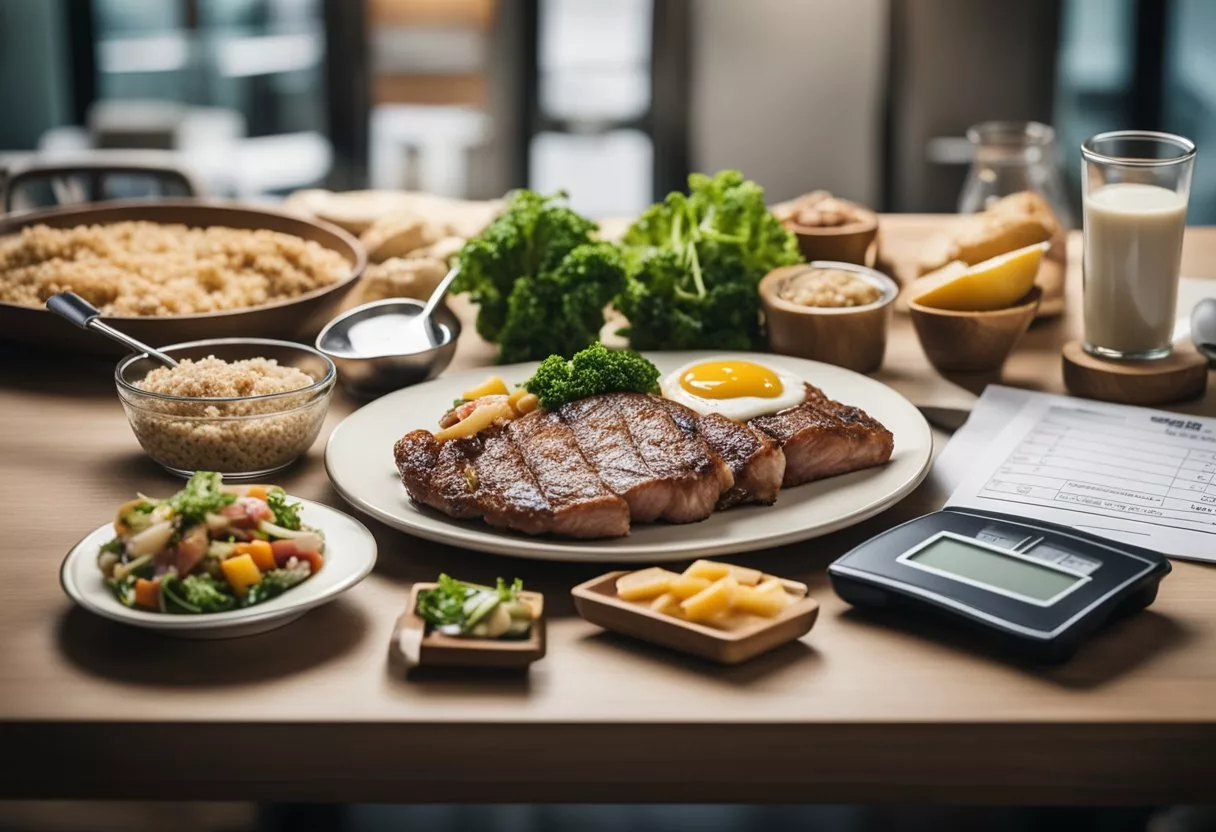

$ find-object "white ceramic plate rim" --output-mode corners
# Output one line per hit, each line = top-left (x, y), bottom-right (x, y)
(60, 497), (377, 630)
(325, 352), (933, 562)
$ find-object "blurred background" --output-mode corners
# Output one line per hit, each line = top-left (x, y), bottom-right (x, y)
(2, 0), (1214, 221)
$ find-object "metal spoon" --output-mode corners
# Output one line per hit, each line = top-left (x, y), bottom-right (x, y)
(45, 292), (178, 367)
(1193, 297), (1216, 363)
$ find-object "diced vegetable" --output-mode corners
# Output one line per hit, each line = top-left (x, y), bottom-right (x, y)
(462, 375), (510, 401)
(680, 576), (737, 623)
(126, 520), (174, 558)
(246, 485), (269, 501)
(237, 539), (276, 572)
(667, 574), (712, 600)
(134, 578), (160, 610)
(615, 567), (678, 601)
(731, 580), (789, 618)
(296, 550), (324, 575)
(434, 400), (514, 442)
(649, 592), (682, 616)
(682, 559), (762, 586)
(220, 553), (262, 597)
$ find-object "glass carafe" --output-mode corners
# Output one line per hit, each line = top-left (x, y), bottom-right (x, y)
(959, 121), (1072, 315)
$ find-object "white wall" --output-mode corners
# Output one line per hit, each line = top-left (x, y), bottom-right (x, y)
(689, 0), (888, 206)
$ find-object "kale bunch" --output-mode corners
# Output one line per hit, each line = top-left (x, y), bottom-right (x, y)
(524, 342), (660, 410)
(614, 170), (802, 351)
(454, 190), (627, 364)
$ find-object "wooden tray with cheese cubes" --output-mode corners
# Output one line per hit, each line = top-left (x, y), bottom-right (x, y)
(571, 560), (820, 665)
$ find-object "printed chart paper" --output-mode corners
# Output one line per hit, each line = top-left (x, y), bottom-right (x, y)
(939, 386), (1216, 562)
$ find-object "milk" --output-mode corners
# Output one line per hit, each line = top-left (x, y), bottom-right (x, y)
(1083, 182), (1187, 357)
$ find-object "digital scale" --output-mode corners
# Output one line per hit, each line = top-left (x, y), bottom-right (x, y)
(828, 507), (1172, 662)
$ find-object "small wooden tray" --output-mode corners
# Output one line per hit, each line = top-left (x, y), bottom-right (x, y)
(391, 583), (546, 670)
(571, 572), (819, 665)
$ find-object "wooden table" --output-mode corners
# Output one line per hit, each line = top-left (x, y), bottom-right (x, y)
(2, 216), (1214, 805)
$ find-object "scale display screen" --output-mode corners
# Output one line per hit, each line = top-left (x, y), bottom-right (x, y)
(901, 535), (1085, 605)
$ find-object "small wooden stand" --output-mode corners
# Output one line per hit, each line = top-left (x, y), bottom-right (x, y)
(1062, 341), (1209, 406)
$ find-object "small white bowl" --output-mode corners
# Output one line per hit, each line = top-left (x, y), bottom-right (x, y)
(60, 497), (377, 639)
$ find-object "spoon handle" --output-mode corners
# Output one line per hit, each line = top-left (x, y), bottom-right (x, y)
(420, 265), (461, 321)
(46, 292), (179, 367)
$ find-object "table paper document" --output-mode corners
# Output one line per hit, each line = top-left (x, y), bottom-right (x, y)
(937, 386), (1216, 562)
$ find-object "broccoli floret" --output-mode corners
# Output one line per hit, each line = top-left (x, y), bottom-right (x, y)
(178, 573), (237, 613)
(453, 191), (624, 363)
(168, 471), (235, 525)
(524, 342), (660, 410)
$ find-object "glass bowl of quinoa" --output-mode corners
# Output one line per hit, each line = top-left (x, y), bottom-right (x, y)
(115, 338), (337, 479)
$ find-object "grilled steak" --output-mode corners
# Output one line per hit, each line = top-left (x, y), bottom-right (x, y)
(750, 384), (893, 486)
(506, 411), (632, 537)
(393, 383), (892, 539)
(558, 394), (729, 523)
(393, 422), (630, 539)
(648, 396), (785, 508)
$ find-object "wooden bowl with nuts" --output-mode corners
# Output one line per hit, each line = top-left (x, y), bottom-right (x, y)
(774, 191), (879, 266)
(760, 261), (898, 374)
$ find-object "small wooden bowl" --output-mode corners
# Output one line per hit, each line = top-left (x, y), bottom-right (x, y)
(785, 208), (879, 266)
(390, 583), (546, 670)
(571, 572), (819, 665)
(760, 262), (898, 374)
(908, 286), (1042, 373)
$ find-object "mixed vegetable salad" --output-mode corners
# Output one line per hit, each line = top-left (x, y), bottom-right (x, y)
(416, 574), (536, 639)
(98, 471), (324, 614)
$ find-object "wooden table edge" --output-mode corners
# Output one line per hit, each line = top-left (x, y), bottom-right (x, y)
(4, 720), (1214, 804)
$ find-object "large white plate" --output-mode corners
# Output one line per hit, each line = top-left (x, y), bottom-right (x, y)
(325, 352), (933, 562)
(60, 498), (377, 638)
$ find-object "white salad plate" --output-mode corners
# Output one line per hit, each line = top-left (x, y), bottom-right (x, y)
(325, 352), (933, 563)
(60, 497), (378, 638)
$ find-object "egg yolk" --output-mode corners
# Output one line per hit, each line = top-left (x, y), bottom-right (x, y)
(679, 361), (784, 399)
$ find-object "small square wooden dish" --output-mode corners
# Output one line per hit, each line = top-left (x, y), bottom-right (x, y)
(391, 583), (546, 669)
(571, 572), (819, 665)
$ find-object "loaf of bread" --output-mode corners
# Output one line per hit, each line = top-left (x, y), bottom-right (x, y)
(917, 191), (1062, 275)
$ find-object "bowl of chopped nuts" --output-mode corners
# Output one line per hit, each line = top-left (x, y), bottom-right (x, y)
(773, 191), (879, 266)
(760, 262), (898, 374)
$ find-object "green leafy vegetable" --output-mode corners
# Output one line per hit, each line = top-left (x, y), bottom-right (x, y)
(242, 562), (311, 607)
(159, 574), (202, 614)
(168, 471), (235, 525)
(415, 573), (527, 635)
(107, 574), (138, 607)
(524, 342), (660, 410)
(178, 574), (237, 613)
(614, 169), (802, 350)
(416, 573), (475, 628)
(454, 190), (627, 363)
(99, 537), (124, 556)
(265, 487), (303, 531)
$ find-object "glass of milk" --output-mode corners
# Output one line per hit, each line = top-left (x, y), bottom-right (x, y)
(1081, 130), (1196, 360)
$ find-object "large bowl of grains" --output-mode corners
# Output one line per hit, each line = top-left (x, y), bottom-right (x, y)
(115, 338), (337, 479)
(0, 200), (364, 354)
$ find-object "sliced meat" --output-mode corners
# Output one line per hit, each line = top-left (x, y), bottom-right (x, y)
(610, 393), (732, 523)
(469, 429), (554, 536)
(558, 396), (671, 523)
(507, 411), (631, 538)
(394, 429), (482, 519)
(749, 384), (893, 487)
(647, 396), (785, 509)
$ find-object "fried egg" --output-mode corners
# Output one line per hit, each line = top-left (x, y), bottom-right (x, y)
(660, 358), (804, 421)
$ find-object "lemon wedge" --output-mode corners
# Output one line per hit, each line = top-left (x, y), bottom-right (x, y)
(911, 241), (1048, 311)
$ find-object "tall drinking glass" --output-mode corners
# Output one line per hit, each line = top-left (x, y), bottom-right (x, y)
(1081, 130), (1196, 360)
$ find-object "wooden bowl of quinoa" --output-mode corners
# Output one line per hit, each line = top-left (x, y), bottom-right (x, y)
(115, 338), (337, 479)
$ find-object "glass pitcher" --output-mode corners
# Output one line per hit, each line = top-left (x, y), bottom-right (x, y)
(959, 121), (1072, 315)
